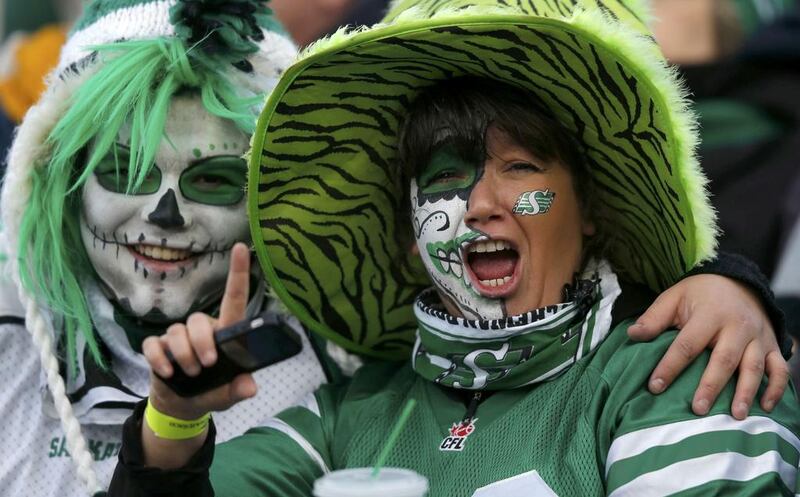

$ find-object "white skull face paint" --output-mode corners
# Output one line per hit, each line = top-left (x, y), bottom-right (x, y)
(80, 96), (250, 321)
(410, 146), (505, 320)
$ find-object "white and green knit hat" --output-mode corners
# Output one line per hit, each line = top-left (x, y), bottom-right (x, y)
(1, 2), (295, 495)
(248, 0), (718, 360)
(56, 0), (292, 80)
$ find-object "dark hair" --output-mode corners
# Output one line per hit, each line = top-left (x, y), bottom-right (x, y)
(396, 77), (603, 257)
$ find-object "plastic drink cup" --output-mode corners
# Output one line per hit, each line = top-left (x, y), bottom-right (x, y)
(313, 468), (429, 497)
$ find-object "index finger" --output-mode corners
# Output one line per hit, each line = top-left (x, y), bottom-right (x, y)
(628, 287), (682, 341)
(647, 316), (714, 394)
(219, 243), (251, 327)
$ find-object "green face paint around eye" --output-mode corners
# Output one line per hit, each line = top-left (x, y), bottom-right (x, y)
(512, 189), (556, 216)
(94, 143), (162, 195)
(179, 156), (248, 206)
(417, 145), (478, 196)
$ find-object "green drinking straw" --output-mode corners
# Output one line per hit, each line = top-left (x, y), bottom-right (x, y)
(371, 398), (418, 478)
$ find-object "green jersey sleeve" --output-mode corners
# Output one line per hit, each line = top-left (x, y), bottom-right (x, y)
(209, 386), (342, 496)
(595, 324), (800, 497)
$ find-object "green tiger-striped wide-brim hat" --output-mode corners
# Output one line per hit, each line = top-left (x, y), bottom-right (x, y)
(248, 0), (718, 359)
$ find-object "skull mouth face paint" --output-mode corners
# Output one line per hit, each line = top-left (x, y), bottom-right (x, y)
(80, 96), (250, 321)
(411, 145), (509, 320)
(411, 128), (592, 320)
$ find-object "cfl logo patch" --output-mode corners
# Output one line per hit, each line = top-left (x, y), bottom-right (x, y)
(439, 418), (477, 452)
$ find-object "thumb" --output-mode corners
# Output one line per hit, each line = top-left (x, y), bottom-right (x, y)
(628, 286), (682, 341)
(195, 374), (257, 413)
(230, 373), (257, 402)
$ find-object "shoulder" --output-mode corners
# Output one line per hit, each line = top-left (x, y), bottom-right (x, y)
(308, 360), (413, 414)
(586, 319), (677, 390)
(591, 323), (800, 496)
(588, 319), (800, 444)
(261, 361), (412, 429)
(0, 277), (26, 324)
(0, 280), (28, 343)
(303, 361), (415, 430)
(0, 274), (27, 342)
(345, 360), (413, 395)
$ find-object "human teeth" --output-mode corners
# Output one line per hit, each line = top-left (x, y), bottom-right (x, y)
(468, 240), (513, 254)
(479, 277), (513, 288)
(134, 244), (192, 261)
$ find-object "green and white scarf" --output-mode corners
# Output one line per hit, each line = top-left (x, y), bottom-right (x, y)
(412, 259), (621, 390)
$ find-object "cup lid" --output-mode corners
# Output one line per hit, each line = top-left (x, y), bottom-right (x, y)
(313, 468), (429, 497)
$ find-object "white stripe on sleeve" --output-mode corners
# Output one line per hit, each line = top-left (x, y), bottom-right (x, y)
(608, 451), (796, 497)
(297, 392), (321, 418)
(607, 414), (800, 475)
(261, 418), (330, 474)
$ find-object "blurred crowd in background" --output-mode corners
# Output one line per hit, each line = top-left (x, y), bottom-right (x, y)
(0, 0), (798, 382)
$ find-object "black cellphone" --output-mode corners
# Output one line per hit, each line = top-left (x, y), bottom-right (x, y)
(159, 311), (303, 397)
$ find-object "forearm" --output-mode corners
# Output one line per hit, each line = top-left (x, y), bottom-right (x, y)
(142, 422), (208, 469)
(141, 391), (210, 469)
(108, 400), (216, 497)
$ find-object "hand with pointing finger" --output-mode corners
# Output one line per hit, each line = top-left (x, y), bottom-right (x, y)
(141, 242), (256, 468)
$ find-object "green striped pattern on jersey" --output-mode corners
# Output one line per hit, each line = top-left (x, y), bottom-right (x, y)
(249, 0), (716, 358)
(605, 414), (800, 496)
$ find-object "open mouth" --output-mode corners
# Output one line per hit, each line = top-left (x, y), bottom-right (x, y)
(131, 244), (193, 261)
(127, 244), (199, 272)
(464, 239), (520, 296)
(85, 224), (232, 277)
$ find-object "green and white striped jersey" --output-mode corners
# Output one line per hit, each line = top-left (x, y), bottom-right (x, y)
(210, 321), (800, 496)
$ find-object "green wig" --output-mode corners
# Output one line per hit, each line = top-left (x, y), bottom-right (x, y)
(17, 37), (260, 370)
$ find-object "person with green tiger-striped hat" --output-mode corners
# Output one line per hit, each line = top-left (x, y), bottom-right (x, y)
(109, 0), (800, 496)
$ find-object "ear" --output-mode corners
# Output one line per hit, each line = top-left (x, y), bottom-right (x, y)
(410, 241), (420, 256)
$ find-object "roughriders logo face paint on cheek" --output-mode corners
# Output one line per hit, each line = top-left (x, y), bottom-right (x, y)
(79, 97), (250, 321)
(512, 189), (556, 216)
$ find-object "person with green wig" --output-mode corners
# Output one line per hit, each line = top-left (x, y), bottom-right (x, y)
(108, 0), (799, 496)
(0, 1), (345, 495)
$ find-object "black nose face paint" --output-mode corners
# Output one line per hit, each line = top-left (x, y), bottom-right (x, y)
(148, 188), (185, 229)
